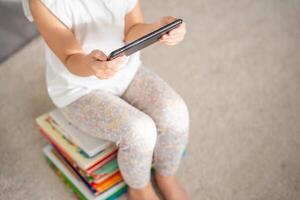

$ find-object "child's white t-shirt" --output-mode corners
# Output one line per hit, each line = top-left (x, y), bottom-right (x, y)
(22, 0), (141, 108)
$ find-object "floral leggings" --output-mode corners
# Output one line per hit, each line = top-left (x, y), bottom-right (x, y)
(61, 66), (190, 188)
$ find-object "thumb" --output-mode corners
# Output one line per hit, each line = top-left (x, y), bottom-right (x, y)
(163, 16), (177, 24)
(89, 50), (107, 61)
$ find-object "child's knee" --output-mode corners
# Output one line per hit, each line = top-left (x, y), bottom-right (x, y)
(173, 96), (189, 132)
(121, 113), (157, 152)
(160, 94), (190, 136)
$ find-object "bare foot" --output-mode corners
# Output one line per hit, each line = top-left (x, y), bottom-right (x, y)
(127, 181), (160, 200)
(154, 172), (189, 200)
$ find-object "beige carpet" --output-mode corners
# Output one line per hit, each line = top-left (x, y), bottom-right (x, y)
(1, 0), (300, 199)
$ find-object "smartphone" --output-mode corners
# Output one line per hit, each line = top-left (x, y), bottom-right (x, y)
(107, 18), (183, 60)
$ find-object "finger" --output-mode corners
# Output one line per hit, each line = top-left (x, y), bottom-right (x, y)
(162, 34), (183, 40)
(169, 25), (186, 36)
(113, 55), (126, 62)
(106, 61), (121, 69)
(91, 61), (107, 71)
(108, 55), (125, 63)
(162, 37), (184, 45)
(163, 30), (184, 40)
(107, 56), (126, 67)
(94, 55), (123, 70)
(161, 34), (178, 40)
(103, 67), (118, 77)
(160, 36), (184, 43)
(106, 64), (119, 72)
(162, 16), (177, 24)
(168, 30), (179, 36)
(170, 22), (186, 35)
(107, 62), (123, 69)
(90, 50), (107, 61)
(168, 29), (183, 36)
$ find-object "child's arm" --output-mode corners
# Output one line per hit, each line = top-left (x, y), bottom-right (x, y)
(124, 1), (186, 45)
(29, 0), (124, 79)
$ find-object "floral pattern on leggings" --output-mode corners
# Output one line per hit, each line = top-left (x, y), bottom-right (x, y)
(61, 66), (189, 188)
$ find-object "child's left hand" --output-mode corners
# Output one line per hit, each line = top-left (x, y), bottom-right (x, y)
(159, 16), (186, 46)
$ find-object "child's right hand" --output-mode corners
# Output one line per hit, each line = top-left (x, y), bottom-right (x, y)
(87, 50), (125, 79)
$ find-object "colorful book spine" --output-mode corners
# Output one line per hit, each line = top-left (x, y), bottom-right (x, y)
(36, 114), (118, 170)
(52, 143), (123, 195)
(38, 119), (121, 186)
(51, 146), (98, 194)
(43, 145), (128, 200)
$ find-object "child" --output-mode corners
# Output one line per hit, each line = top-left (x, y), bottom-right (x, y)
(23, 0), (189, 199)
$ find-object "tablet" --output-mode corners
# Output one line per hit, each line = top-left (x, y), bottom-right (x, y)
(107, 18), (183, 60)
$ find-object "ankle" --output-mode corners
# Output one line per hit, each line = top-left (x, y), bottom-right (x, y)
(128, 182), (159, 200)
(154, 171), (189, 200)
(155, 171), (176, 182)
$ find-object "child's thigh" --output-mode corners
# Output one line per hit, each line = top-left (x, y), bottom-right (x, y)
(122, 66), (189, 125)
(60, 90), (150, 143)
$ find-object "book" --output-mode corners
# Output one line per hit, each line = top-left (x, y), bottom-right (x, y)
(43, 145), (127, 200)
(92, 159), (119, 183)
(82, 157), (119, 184)
(91, 171), (123, 195)
(48, 109), (113, 157)
(51, 144), (98, 194)
(37, 113), (121, 185)
(51, 144), (123, 196)
(36, 113), (118, 171)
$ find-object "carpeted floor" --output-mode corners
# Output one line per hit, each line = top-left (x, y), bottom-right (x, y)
(0, 0), (300, 200)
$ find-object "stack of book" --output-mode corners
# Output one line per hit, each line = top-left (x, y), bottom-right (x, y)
(36, 109), (127, 200)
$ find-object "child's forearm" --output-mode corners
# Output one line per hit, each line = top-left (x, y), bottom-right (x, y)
(124, 21), (162, 44)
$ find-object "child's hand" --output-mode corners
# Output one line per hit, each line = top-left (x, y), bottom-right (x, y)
(159, 16), (186, 46)
(87, 50), (125, 79)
